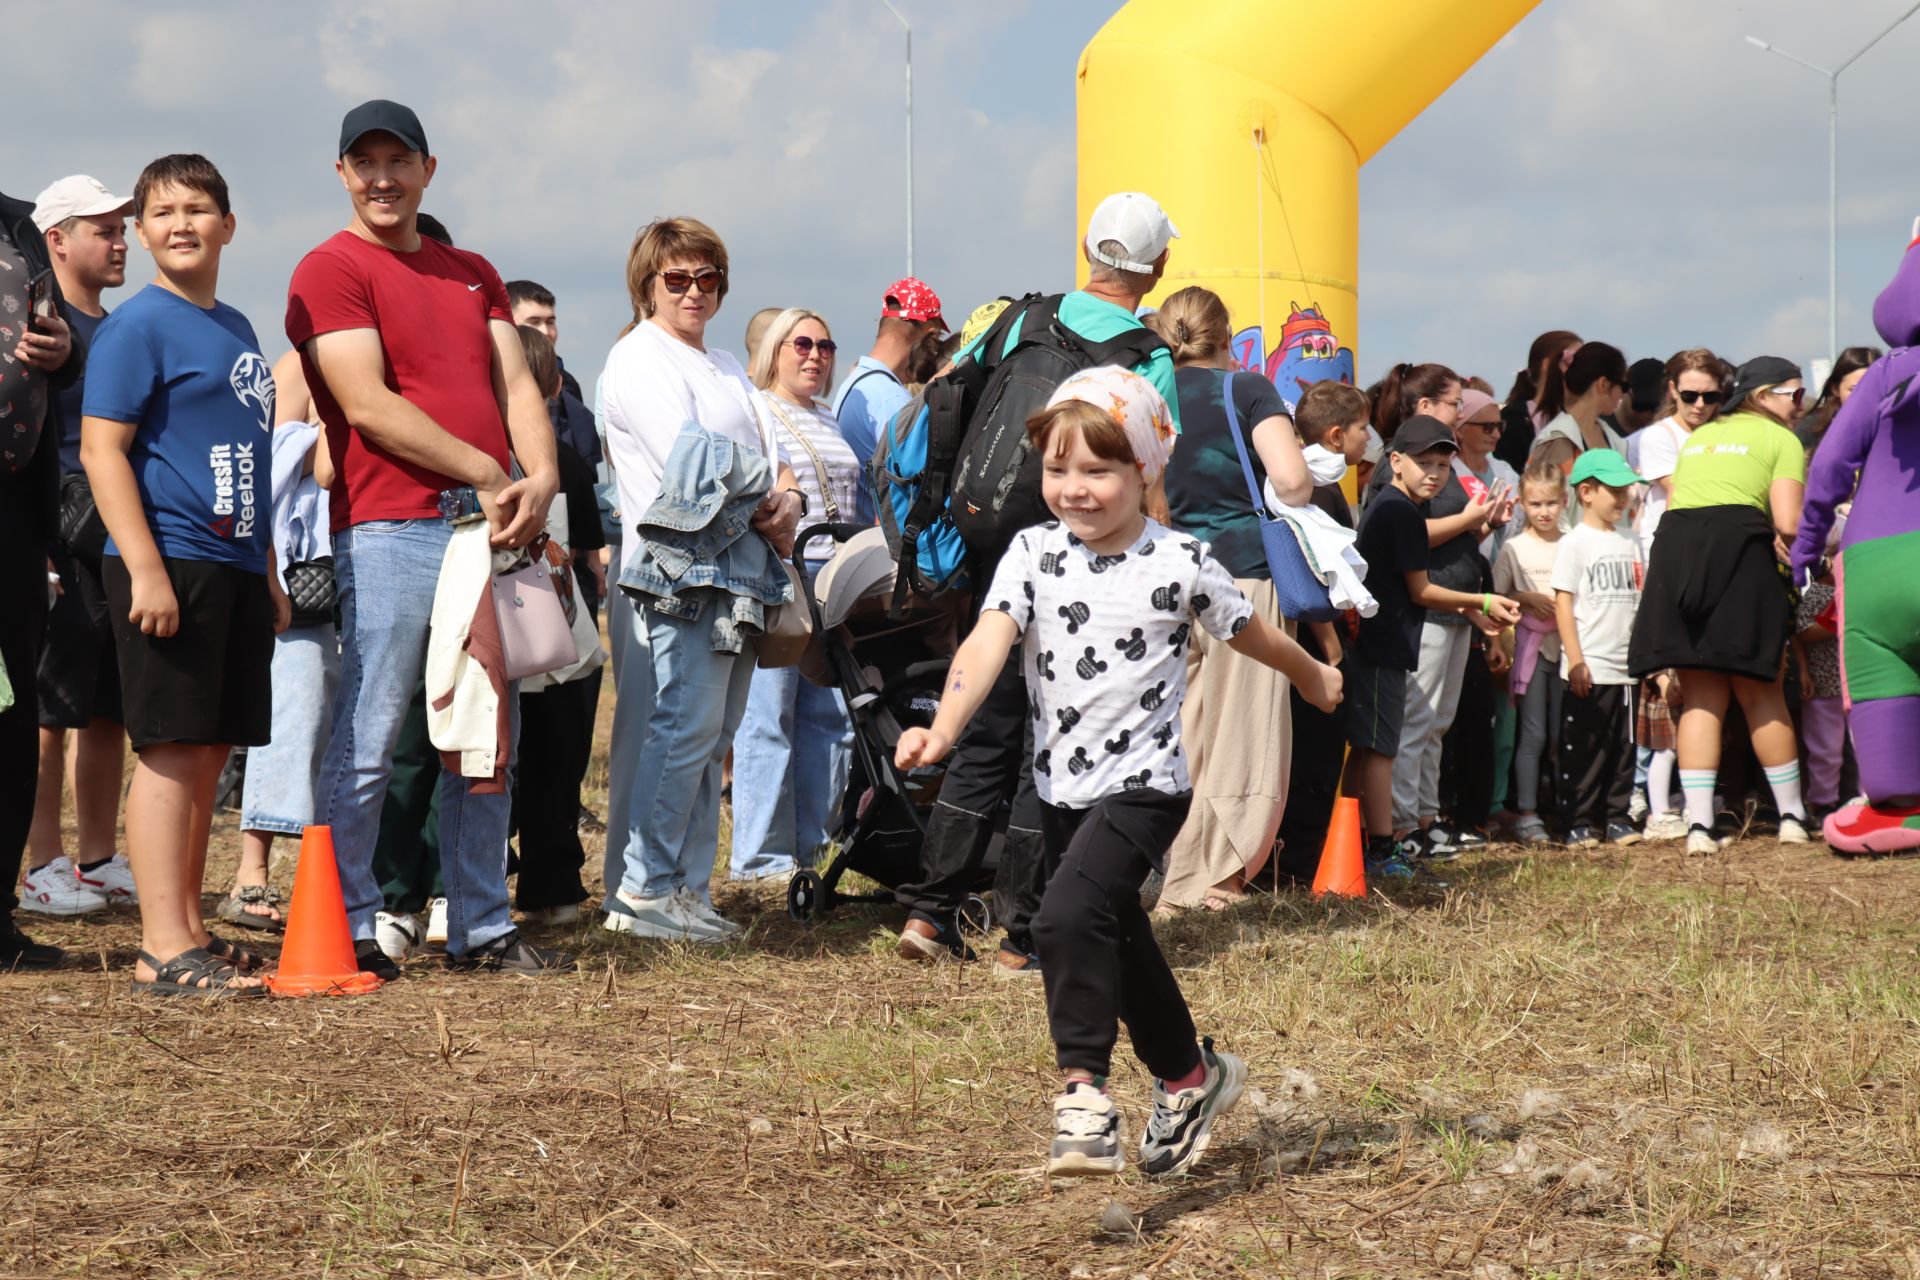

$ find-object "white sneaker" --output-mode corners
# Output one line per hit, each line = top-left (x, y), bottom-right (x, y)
(374, 911), (423, 961)
(74, 853), (138, 905)
(19, 858), (110, 916)
(1777, 815), (1811, 845)
(1685, 825), (1721, 857)
(522, 903), (582, 926)
(602, 888), (728, 942)
(1139, 1038), (1248, 1177)
(1643, 813), (1689, 842)
(1628, 790), (1650, 824)
(425, 897), (449, 948)
(675, 887), (742, 939)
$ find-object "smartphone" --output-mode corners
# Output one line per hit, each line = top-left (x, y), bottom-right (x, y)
(26, 269), (55, 331)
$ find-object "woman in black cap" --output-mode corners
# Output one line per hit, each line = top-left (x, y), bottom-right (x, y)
(1628, 356), (1810, 856)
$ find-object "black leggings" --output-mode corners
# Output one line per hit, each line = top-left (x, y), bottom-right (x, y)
(1033, 790), (1197, 1080)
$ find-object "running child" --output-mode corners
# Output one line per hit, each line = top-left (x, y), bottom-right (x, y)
(1492, 461), (1567, 843)
(1551, 449), (1645, 846)
(80, 154), (289, 995)
(895, 367), (1342, 1179)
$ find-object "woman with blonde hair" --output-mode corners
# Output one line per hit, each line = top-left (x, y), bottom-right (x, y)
(1153, 286), (1311, 909)
(728, 308), (866, 881)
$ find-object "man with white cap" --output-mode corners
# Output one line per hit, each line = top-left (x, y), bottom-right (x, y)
(22, 176), (138, 920)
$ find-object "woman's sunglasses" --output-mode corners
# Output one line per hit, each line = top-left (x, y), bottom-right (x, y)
(1676, 389), (1725, 406)
(788, 336), (837, 358)
(659, 267), (724, 296)
(1764, 385), (1806, 407)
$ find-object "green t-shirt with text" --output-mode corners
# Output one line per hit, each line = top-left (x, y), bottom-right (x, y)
(1670, 412), (1805, 513)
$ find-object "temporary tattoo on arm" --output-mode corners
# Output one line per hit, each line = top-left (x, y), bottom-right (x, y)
(949, 668), (966, 693)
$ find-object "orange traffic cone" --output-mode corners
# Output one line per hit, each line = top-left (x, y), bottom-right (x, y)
(1311, 797), (1367, 898)
(265, 825), (383, 997)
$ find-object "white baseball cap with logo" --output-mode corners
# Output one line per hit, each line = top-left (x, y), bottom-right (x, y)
(1084, 192), (1180, 273)
(31, 175), (134, 234)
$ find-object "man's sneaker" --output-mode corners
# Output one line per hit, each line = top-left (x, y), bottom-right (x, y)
(1427, 824), (1483, 855)
(603, 888), (729, 942)
(675, 888), (742, 939)
(1643, 813), (1689, 842)
(374, 911), (423, 962)
(1368, 849), (1418, 882)
(1605, 821), (1643, 846)
(1, 921), (66, 971)
(1140, 1038), (1248, 1177)
(354, 938), (402, 982)
(74, 854), (138, 905)
(1565, 825), (1601, 849)
(895, 915), (976, 963)
(1047, 1083), (1125, 1177)
(425, 897), (450, 948)
(1685, 824), (1722, 856)
(1777, 814), (1811, 845)
(522, 903), (583, 926)
(1512, 815), (1552, 845)
(449, 929), (577, 974)
(1629, 789), (1650, 824)
(1407, 827), (1461, 861)
(993, 945), (1042, 979)
(18, 859), (110, 917)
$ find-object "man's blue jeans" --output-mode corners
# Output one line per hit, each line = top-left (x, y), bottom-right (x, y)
(604, 594), (754, 906)
(728, 664), (852, 880)
(319, 519), (517, 956)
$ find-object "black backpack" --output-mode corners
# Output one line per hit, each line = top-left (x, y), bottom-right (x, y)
(946, 293), (1168, 557)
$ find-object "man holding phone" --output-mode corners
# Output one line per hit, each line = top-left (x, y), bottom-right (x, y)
(23, 176), (137, 919)
(1, 186), (78, 969)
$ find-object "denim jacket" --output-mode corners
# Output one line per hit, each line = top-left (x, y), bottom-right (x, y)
(618, 423), (793, 651)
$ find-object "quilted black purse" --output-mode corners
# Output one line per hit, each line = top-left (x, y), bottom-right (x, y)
(284, 557), (337, 627)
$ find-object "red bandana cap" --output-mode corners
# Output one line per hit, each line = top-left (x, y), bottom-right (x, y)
(881, 277), (946, 331)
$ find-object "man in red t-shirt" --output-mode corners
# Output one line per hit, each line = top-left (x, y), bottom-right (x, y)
(286, 99), (569, 977)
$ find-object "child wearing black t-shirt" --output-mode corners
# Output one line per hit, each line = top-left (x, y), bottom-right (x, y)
(897, 367), (1341, 1181)
(1339, 417), (1519, 879)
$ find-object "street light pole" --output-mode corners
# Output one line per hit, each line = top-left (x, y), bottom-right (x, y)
(881, 0), (914, 279)
(1747, 2), (1920, 363)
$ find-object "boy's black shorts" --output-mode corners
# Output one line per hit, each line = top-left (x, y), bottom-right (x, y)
(1341, 649), (1407, 757)
(103, 555), (273, 751)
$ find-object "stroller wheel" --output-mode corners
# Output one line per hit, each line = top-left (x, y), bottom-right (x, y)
(958, 892), (993, 938)
(787, 868), (825, 923)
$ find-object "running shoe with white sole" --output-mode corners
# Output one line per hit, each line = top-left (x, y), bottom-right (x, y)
(1777, 814), (1811, 845)
(1139, 1037), (1248, 1177)
(1047, 1083), (1126, 1177)
(374, 911), (423, 962)
(1642, 813), (1689, 842)
(1605, 821), (1643, 846)
(19, 858), (110, 917)
(1685, 824), (1722, 856)
(425, 897), (449, 948)
(675, 888), (741, 939)
(75, 853), (138, 905)
(603, 888), (729, 942)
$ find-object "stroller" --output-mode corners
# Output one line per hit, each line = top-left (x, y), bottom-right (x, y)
(784, 524), (998, 930)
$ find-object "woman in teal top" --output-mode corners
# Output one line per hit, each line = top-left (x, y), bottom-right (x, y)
(1629, 356), (1809, 854)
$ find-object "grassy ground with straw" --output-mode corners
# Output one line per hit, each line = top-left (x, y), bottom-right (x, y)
(6, 692), (1920, 1277)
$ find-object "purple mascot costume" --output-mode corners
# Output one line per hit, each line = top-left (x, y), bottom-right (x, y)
(1791, 233), (1920, 853)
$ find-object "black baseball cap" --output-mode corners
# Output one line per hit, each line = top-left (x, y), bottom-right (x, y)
(339, 99), (429, 157)
(1388, 414), (1459, 457)
(1722, 355), (1802, 412)
(1627, 357), (1667, 412)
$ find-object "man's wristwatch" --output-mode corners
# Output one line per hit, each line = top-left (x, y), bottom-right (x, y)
(788, 488), (809, 518)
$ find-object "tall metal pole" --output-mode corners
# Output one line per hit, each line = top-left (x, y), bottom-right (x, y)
(1747, 3), (1920, 364)
(882, 0), (914, 278)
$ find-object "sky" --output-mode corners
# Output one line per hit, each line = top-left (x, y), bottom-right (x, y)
(12, 0), (1920, 399)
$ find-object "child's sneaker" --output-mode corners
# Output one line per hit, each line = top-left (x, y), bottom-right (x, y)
(1512, 814), (1551, 845)
(1628, 789), (1650, 824)
(1047, 1083), (1125, 1177)
(1565, 825), (1601, 849)
(1642, 813), (1688, 842)
(1685, 824), (1722, 856)
(1776, 814), (1811, 845)
(1369, 847), (1418, 881)
(1139, 1038), (1247, 1177)
(425, 897), (450, 949)
(18, 858), (109, 917)
(1604, 821), (1642, 846)
(74, 853), (139, 905)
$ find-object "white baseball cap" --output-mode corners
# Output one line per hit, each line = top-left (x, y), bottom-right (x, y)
(32, 175), (134, 234)
(1085, 192), (1180, 273)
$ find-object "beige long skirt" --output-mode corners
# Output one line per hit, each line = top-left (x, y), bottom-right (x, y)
(1159, 577), (1293, 909)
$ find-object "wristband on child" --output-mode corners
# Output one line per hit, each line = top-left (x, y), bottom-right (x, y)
(1481, 593), (1492, 616)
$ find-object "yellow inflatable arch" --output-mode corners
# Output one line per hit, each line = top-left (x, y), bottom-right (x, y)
(1077, 0), (1540, 408)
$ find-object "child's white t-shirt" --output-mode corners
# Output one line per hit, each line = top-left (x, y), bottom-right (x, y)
(1549, 523), (1643, 686)
(984, 518), (1254, 808)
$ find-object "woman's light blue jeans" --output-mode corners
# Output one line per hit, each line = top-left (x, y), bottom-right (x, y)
(241, 621), (338, 836)
(728, 665), (852, 880)
(603, 596), (756, 906)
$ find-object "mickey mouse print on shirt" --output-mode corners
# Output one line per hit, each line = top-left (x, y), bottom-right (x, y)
(985, 518), (1254, 809)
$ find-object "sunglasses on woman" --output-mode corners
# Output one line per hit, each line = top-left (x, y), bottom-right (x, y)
(788, 336), (837, 358)
(659, 267), (724, 295)
(1765, 385), (1806, 407)
(1676, 389), (1725, 406)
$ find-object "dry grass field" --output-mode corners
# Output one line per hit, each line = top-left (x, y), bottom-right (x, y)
(6, 695), (1919, 1278)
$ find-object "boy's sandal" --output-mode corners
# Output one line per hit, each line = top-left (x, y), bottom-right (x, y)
(203, 934), (272, 974)
(130, 947), (266, 998)
(217, 885), (286, 933)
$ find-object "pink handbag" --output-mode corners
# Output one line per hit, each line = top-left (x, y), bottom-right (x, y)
(491, 548), (575, 681)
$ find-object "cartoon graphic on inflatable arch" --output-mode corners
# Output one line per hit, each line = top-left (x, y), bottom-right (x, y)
(1231, 303), (1357, 415)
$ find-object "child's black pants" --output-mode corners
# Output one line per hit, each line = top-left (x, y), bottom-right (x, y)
(1033, 790), (1198, 1081)
(1557, 682), (1634, 830)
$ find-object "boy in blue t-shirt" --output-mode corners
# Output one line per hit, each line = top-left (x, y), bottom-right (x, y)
(80, 154), (289, 997)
